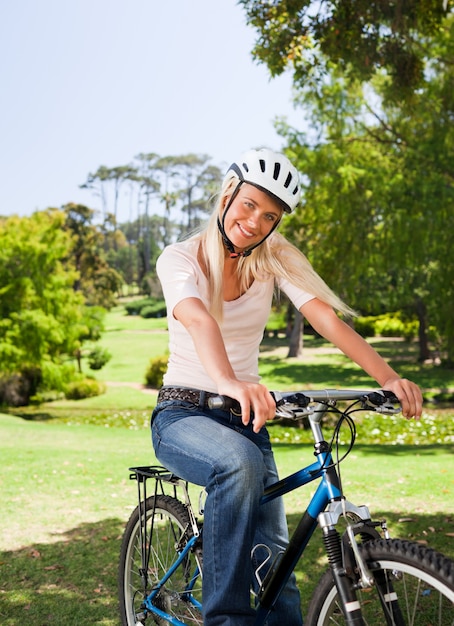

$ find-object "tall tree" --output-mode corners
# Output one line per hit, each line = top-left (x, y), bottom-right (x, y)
(63, 203), (123, 308)
(239, 0), (450, 97)
(277, 16), (454, 362)
(134, 153), (161, 277)
(169, 154), (221, 236)
(0, 210), (84, 377)
(80, 165), (111, 220)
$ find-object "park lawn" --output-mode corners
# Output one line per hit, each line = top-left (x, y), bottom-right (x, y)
(82, 305), (169, 384)
(0, 412), (453, 625)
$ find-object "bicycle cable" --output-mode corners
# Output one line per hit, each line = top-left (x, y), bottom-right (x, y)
(310, 401), (358, 475)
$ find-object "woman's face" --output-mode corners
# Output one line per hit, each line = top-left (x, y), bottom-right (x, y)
(222, 183), (283, 253)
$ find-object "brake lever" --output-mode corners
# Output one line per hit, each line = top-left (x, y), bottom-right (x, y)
(273, 391), (314, 419)
(361, 390), (401, 415)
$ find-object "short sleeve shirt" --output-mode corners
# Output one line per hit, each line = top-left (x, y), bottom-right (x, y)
(156, 239), (315, 392)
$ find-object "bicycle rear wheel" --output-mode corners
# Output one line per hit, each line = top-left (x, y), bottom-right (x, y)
(118, 494), (203, 626)
(306, 538), (454, 625)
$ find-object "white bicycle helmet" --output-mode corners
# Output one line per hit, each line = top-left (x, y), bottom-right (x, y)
(218, 149), (301, 257)
(225, 148), (301, 214)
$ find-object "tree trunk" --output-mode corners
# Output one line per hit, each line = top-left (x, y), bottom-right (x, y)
(415, 297), (431, 362)
(287, 309), (303, 358)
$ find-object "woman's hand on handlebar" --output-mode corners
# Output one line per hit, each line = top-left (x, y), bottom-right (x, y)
(216, 379), (276, 433)
(382, 377), (423, 420)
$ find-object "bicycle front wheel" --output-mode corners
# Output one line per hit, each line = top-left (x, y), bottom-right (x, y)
(118, 494), (203, 626)
(306, 538), (454, 625)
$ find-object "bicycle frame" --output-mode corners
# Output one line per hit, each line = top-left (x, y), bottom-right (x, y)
(128, 389), (398, 626)
(254, 397), (377, 624)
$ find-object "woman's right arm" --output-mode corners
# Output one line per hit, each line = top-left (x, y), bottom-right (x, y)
(173, 297), (275, 432)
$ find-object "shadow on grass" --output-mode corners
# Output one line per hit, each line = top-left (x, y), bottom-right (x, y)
(260, 355), (374, 387)
(5, 409), (58, 422)
(0, 518), (125, 626)
(259, 339), (454, 393)
(1, 511), (452, 625)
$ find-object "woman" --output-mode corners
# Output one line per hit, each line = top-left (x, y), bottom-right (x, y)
(151, 148), (422, 625)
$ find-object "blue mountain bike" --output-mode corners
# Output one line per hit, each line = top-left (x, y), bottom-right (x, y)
(118, 388), (454, 625)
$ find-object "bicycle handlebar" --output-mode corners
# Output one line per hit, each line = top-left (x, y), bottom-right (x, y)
(207, 389), (401, 417)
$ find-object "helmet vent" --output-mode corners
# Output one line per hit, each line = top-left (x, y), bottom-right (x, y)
(226, 149), (301, 213)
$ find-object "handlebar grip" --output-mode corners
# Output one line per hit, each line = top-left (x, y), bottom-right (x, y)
(207, 395), (228, 410)
(207, 392), (279, 412)
(207, 395), (241, 411)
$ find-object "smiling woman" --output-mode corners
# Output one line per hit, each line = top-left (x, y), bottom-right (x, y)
(149, 148), (423, 625)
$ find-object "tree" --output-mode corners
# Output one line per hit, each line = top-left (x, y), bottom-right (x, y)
(276, 16), (454, 362)
(239, 0), (450, 97)
(238, 0), (454, 361)
(169, 154), (222, 236)
(63, 203), (123, 308)
(80, 165), (111, 220)
(134, 153), (161, 277)
(0, 211), (86, 401)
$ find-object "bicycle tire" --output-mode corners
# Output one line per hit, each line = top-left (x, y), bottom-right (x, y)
(306, 538), (454, 625)
(118, 494), (203, 626)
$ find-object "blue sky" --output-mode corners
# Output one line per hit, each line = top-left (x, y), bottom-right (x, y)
(0, 0), (304, 222)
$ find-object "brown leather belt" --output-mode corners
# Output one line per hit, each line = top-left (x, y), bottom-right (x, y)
(157, 386), (220, 408)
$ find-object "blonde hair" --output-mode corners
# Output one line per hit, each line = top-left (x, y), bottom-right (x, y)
(189, 172), (355, 321)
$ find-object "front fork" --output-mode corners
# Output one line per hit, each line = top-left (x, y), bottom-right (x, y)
(319, 501), (386, 626)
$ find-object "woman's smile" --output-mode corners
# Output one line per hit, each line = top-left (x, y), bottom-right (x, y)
(237, 221), (256, 239)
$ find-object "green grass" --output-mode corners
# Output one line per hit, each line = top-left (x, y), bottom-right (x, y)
(0, 414), (452, 624)
(259, 333), (454, 394)
(82, 306), (169, 384)
(1, 305), (454, 624)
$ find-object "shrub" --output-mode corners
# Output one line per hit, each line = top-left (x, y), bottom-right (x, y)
(354, 316), (376, 338)
(374, 313), (417, 340)
(30, 390), (65, 404)
(87, 346), (112, 370)
(354, 313), (417, 340)
(124, 298), (167, 318)
(40, 361), (77, 393)
(0, 367), (42, 407)
(65, 378), (106, 400)
(140, 302), (167, 319)
(145, 355), (168, 388)
(0, 373), (34, 407)
(124, 298), (153, 316)
(374, 315), (406, 337)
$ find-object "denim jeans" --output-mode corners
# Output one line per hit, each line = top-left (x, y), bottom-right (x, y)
(151, 400), (303, 626)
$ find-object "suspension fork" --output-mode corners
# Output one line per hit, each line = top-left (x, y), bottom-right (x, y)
(318, 498), (381, 626)
(320, 520), (366, 626)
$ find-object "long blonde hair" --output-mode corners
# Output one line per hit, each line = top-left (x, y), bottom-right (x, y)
(189, 172), (355, 321)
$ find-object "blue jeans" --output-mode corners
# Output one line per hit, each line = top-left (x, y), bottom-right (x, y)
(151, 400), (303, 626)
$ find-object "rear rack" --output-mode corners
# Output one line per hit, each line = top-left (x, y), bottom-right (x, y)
(128, 464), (182, 484)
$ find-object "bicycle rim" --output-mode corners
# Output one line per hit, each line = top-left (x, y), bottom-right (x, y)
(306, 539), (454, 625)
(119, 494), (203, 626)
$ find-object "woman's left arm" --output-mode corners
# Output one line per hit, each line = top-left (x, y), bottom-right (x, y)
(301, 298), (423, 419)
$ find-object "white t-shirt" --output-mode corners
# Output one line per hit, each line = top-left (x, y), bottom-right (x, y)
(156, 239), (315, 393)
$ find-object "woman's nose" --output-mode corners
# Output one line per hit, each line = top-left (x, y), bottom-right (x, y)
(247, 211), (259, 227)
